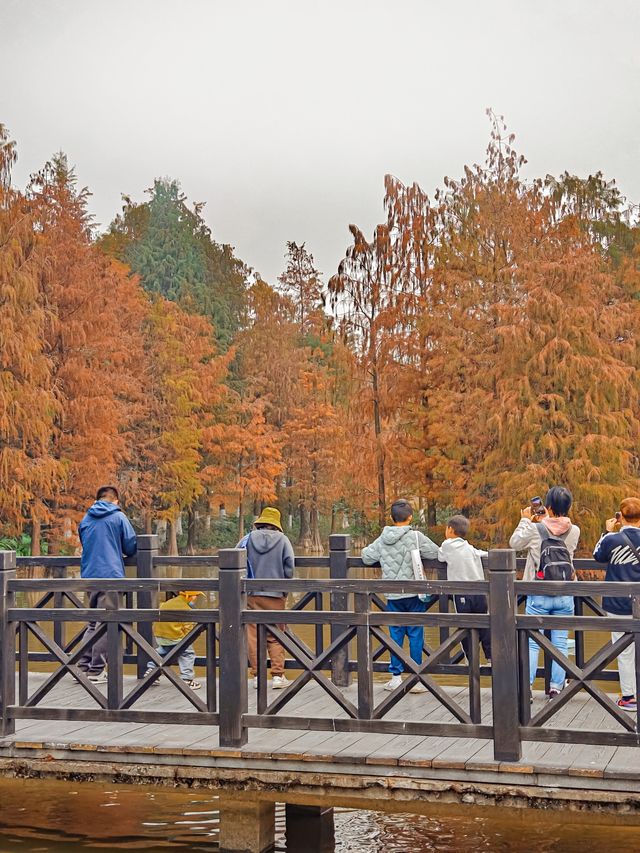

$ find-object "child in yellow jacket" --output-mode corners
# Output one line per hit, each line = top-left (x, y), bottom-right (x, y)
(145, 591), (203, 690)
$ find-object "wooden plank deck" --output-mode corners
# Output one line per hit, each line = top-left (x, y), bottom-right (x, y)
(1, 673), (639, 809)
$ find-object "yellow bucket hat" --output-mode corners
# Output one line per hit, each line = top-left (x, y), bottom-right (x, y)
(254, 506), (283, 531)
(180, 590), (206, 597)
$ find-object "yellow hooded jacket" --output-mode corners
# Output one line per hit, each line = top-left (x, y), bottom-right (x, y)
(154, 594), (196, 643)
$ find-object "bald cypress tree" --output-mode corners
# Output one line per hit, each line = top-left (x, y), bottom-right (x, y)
(0, 125), (61, 548)
(422, 115), (640, 547)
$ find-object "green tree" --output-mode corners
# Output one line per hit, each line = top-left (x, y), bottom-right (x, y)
(101, 179), (248, 348)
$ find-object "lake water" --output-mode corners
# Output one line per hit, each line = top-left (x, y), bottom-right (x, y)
(0, 778), (639, 852)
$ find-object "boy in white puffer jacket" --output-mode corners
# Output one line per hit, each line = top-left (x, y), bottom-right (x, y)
(362, 499), (438, 692)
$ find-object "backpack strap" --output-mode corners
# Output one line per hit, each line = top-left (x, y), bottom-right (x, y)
(620, 530), (640, 564)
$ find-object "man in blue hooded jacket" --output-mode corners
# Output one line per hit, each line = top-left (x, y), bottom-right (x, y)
(77, 485), (137, 682)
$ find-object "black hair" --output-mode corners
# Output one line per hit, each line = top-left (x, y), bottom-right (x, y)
(255, 523), (279, 531)
(447, 515), (470, 537)
(390, 499), (413, 523)
(545, 486), (573, 516)
(96, 485), (119, 502)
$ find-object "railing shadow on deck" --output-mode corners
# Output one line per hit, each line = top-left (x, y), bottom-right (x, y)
(0, 535), (639, 762)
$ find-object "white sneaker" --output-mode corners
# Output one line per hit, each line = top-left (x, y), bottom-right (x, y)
(271, 675), (289, 689)
(383, 675), (403, 692)
(409, 681), (428, 694)
(88, 671), (107, 684)
(252, 677), (258, 689)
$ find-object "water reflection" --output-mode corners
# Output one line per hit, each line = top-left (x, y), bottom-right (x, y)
(0, 778), (639, 852)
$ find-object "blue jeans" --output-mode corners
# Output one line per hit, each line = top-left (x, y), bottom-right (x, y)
(145, 642), (196, 681)
(386, 596), (426, 676)
(526, 595), (574, 690)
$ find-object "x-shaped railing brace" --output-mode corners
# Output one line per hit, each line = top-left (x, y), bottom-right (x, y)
(525, 630), (635, 732)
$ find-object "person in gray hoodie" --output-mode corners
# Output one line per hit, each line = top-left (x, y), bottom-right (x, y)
(361, 500), (439, 692)
(237, 507), (294, 689)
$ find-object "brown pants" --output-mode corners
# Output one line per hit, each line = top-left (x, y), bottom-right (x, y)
(247, 595), (287, 677)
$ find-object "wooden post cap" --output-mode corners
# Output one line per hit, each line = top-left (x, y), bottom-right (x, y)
(488, 549), (516, 572)
(0, 551), (16, 571)
(218, 548), (247, 570)
(329, 534), (351, 551)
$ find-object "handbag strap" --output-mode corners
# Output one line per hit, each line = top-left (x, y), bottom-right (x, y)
(620, 530), (640, 564)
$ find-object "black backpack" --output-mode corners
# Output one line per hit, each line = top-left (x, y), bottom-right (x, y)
(535, 523), (574, 582)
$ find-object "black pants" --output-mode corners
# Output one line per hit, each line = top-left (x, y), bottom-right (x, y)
(454, 594), (491, 662)
(78, 591), (108, 674)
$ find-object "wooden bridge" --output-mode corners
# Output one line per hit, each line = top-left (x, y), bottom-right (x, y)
(1, 534), (640, 843)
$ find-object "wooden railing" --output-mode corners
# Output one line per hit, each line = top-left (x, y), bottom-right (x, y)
(0, 536), (638, 762)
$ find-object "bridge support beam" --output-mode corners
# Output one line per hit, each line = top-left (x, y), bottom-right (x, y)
(219, 795), (275, 853)
(285, 803), (335, 852)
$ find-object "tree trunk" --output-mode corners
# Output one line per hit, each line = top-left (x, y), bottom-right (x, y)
(330, 504), (339, 535)
(186, 504), (197, 555)
(309, 506), (323, 552)
(156, 519), (167, 546)
(296, 503), (311, 549)
(371, 364), (386, 529)
(427, 501), (437, 528)
(30, 514), (41, 556)
(167, 517), (179, 556)
(238, 494), (245, 539)
(144, 512), (153, 535)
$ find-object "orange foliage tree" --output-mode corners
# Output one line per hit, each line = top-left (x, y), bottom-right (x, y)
(27, 155), (144, 551)
(0, 126), (62, 549)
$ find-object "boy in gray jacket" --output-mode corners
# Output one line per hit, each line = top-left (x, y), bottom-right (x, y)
(362, 500), (439, 692)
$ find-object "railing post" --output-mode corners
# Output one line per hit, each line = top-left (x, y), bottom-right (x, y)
(437, 560), (452, 664)
(135, 534), (159, 678)
(0, 551), (17, 737)
(329, 534), (351, 687)
(106, 591), (124, 709)
(488, 548), (521, 762)
(218, 548), (248, 748)
(355, 591), (373, 718)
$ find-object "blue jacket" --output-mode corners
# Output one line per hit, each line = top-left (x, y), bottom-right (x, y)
(78, 500), (137, 579)
(593, 527), (640, 615)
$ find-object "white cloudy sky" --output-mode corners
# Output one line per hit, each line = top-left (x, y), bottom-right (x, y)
(1, 0), (639, 282)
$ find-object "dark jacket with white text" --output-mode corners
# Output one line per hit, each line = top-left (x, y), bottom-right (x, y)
(593, 527), (640, 615)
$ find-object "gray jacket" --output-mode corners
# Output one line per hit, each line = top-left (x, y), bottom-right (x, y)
(240, 529), (295, 598)
(361, 526), (439, 599)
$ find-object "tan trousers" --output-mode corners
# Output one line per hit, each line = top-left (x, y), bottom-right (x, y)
(246, 595), (287, 677)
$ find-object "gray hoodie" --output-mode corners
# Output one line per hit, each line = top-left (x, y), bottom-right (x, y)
(361, 526), (439, 599)
(243, 529), (295, 598)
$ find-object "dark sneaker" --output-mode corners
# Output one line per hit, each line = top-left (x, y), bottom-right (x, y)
(617, 696), (637, 711)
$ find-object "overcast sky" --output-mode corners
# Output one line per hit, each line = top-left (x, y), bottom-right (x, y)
(2, 0), (639, 283)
